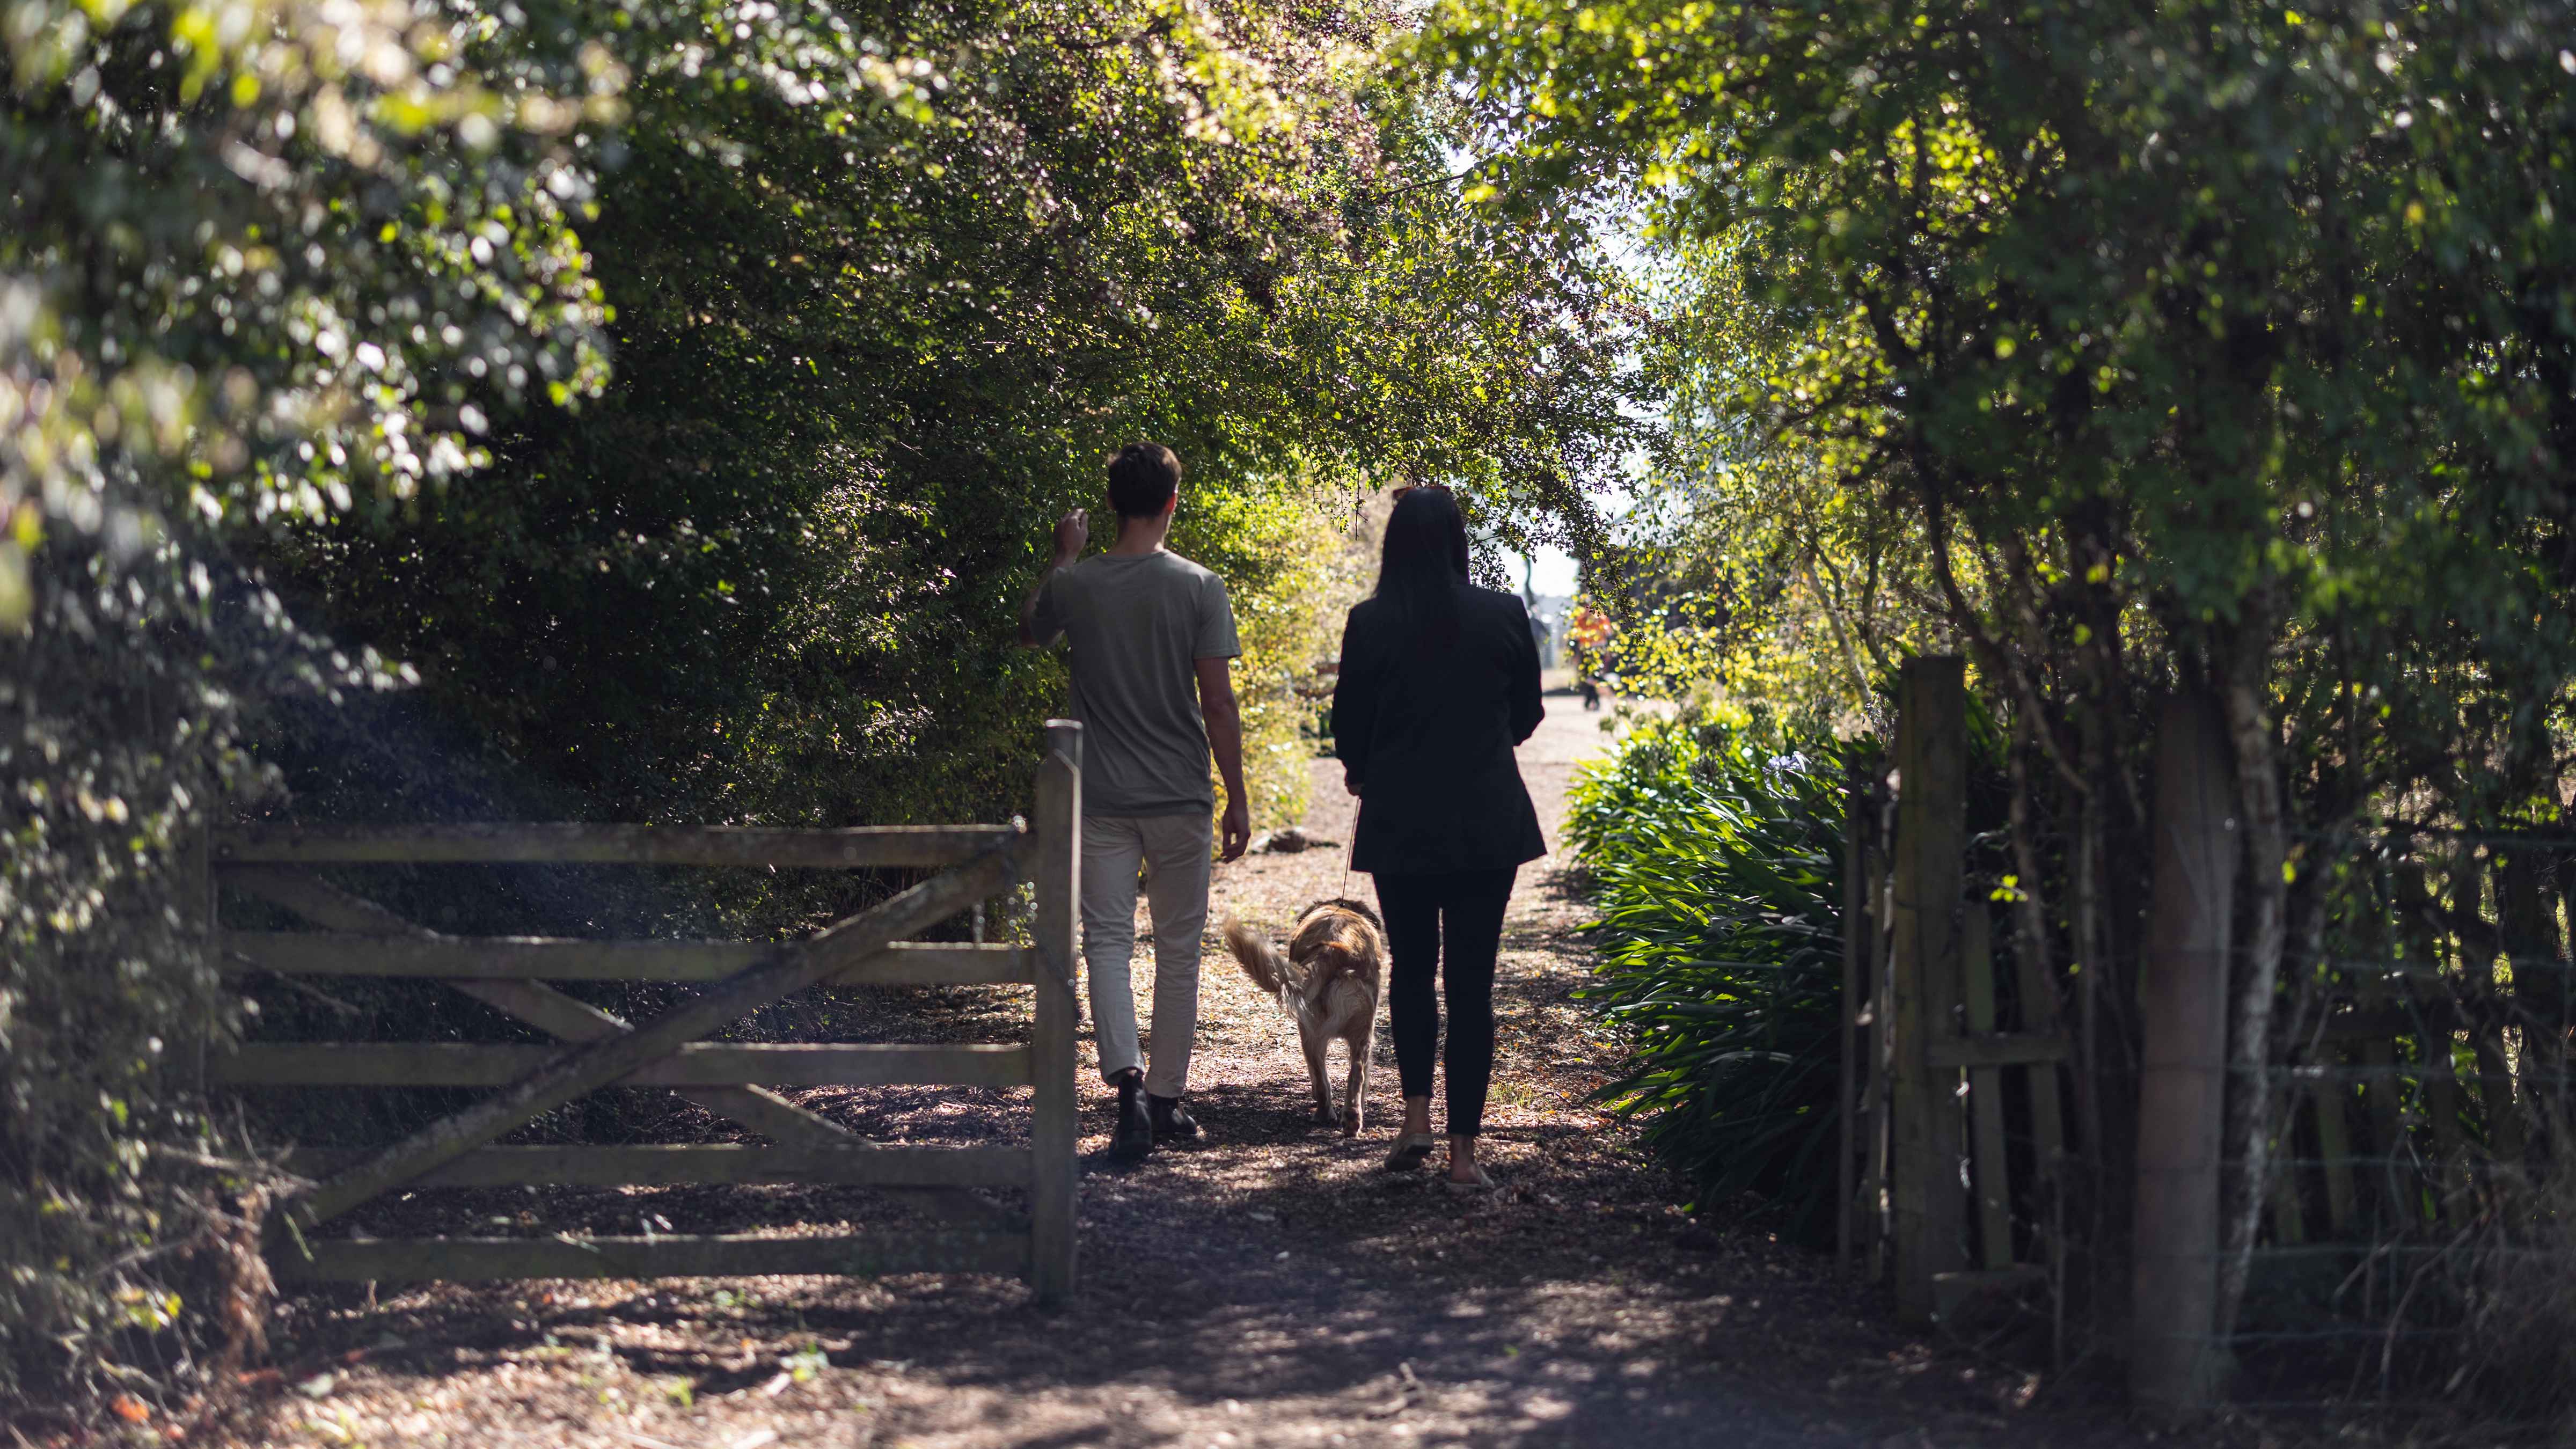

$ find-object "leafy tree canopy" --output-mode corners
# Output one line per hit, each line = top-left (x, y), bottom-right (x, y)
(3, 0), (1645, 1412)
(260, 0), (1646, 841)
(1419, 0), (2576, 1346)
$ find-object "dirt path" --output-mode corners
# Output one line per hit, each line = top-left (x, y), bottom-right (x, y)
(213, 699), (2147, 1449)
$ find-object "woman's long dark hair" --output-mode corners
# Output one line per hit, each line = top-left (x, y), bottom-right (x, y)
(1373, 486), (1470, 645)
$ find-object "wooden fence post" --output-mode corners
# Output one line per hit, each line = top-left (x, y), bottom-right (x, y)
(2395, 863), (2468, 1219)
(1961, 907), (2014, 1269)
(2501, 848), (2566, 1155)
(1863, 782), (1895, 1282)
(2350, 920), (2407, 1230)
(1839, 760), (1868, 1272)
(1890, 656), (1968, 1325)
(1029, 720), (1084, 1306)
(2130, 691), (2237, 1418)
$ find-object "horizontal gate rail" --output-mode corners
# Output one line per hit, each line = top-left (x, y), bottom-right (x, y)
(279, 1144), (1034, 1191)
(219, 1043), (1033, 1089)
(274, 1231), (1031, 1284)
(221, 865), (891, 1175)
(211, 720), (1086, 1304)
(219, 934), (1035, 985)
(214, 822), (1019, 868)
(286, 846), (1020, 1225)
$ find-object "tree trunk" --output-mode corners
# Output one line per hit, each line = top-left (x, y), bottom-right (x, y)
(2215, 638), (2288, 1342)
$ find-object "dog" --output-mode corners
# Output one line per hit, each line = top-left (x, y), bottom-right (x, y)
(1221, 899), (1386, 1136)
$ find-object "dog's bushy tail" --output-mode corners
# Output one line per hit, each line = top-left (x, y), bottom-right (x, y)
(1222, 918), (1296, 998)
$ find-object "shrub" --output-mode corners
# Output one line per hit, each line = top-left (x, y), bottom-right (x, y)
(1567, 710), (1864, 1245)
(0, 541), (331, 1415)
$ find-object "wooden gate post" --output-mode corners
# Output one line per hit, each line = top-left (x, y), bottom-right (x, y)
(1890, 656), (1968, 1324)
(2130, 691), (2237, 1418)
(1838, 760), (1869, 1271)
(1029, 720), (1084, 1306)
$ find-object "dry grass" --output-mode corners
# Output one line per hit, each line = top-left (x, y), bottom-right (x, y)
(2448, 1162), (2576, 1433)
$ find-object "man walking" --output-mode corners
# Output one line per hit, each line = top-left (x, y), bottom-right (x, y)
(1019, 442), (1251, 1162)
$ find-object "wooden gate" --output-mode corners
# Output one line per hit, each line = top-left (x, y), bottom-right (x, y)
(202, 722), (1085, 1304)
(1839, 660), (2069, 1326)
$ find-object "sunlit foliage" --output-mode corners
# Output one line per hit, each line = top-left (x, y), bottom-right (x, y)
(1425, 0), (2576, 1349)
(3, 0), (1645, 1414)
(260, 0), (1644, 852)
(3, 0), (620, 1408)
(1567, 710), (1864, 1245)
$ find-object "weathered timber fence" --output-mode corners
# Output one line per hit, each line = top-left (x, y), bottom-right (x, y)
(203, 721), (1086, 1304)
(2142, 784), (2576, 1409)
(2130, 692), (2238, 1414)
(1846, 666), (2576, 1414)
(1841, 658), (2073, 1327)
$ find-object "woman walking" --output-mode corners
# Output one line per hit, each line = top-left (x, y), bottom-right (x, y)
(1331, 486), (1546, 1190)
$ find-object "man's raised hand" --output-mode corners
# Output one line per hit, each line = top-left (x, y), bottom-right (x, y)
(1016, 509), (1088, 648)
(1052, 509), (1088, 564)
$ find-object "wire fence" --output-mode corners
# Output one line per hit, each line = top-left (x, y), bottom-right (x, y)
(1839, 671), (2576, 1419)
(2196, 826), (2576, 1410)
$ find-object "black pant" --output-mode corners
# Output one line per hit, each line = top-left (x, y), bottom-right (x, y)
(1374, 867), (1517, 1138)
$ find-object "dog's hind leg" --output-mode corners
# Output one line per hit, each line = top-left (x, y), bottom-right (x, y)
(1301, 1024), (1335, 1124)
(1343, 1020), (1372, 1137)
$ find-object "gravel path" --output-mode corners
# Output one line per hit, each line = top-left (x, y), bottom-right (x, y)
(210, 698), (2150, 1449)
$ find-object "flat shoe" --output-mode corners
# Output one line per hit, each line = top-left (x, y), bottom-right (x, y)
(1384, 1133), (1440, 1172)
(1443, 1165), (1498, 1194)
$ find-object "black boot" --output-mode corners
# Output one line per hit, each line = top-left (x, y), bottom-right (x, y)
(1108, 1069), (1153, 1163)
(1148, 1093), (1202, 1145)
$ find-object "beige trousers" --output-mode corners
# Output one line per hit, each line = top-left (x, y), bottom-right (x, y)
(1079, 813), (1211, 1097)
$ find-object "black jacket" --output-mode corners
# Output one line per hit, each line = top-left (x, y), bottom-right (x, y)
(1332, 584), (1547, 875)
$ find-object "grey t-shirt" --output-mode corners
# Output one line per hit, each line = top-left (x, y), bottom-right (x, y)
(1029, 550), (1241, 817)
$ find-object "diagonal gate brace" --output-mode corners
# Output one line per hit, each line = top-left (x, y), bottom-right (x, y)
(278, 833), (1025, 1230)
(225, 868), (852, 1148)
(229, 874), (1018, 1231)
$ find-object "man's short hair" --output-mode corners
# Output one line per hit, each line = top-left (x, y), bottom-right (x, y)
(1107, 442), (1183, 518)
